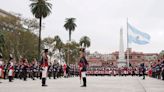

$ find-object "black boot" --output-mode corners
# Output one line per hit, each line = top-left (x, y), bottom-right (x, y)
(42, 78), (47, 86)
(9, 76), (13, 82)
(40, 72), (42, 79)
(81, 77), (87, 87)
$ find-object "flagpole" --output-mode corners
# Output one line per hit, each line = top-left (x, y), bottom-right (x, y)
(127, 18), (130, 67)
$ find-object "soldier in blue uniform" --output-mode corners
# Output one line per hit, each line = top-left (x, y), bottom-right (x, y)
(141, 63), (146, 80)
(161, 60), (164, 80)
(48, 62), (53, 79)
(53, 63), (57, 79)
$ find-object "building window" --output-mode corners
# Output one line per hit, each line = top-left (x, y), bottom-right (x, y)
(137, 56), (141, 59)
(130, 56), (132, 59)
(116, 56), (119, 59)
(125, 56), (132, 59)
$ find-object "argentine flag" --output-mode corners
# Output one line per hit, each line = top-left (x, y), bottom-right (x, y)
(128, 23), (150, 45)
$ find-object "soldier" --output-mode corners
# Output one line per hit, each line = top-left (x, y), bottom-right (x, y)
(3, 63), (8, 79)
(78, 48), (88, 87)
(66, 65), (70, 77)
(29, 63), (35, 80)
(141, 63), (146, 80)
(14, 63), (19, 79)
(0, 53), (4, 82)
(161, 60), (164, 80)
(22, 59), (28, 81)
(52, 63), (57, 79)
(41, 49), (49, 87)
(63, 63), (67, 78)
(8, 54), (14, 82)
(32, 59), (38, 79)
(48, 62), (53, 79)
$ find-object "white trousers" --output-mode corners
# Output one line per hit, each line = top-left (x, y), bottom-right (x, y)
(81, 72), (86, 78)
(8, 69), (13, 76)
(42, 67), (48, 78)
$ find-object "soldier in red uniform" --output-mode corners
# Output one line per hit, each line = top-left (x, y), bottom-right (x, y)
(63, 64), (67, 77)
(41, 49), (49, 86)
(78, 48), (88, 87)
(0, 53), (4, 82)
(8, 54), (14, 82)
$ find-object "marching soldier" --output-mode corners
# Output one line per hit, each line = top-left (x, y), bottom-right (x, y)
(41, 49), (49, 87)
(78, 48), (88, 87)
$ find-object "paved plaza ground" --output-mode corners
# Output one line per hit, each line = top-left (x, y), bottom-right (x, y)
(0, 76), (164, 92)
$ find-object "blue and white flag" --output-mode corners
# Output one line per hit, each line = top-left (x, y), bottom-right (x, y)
(128, 23), (150, 45)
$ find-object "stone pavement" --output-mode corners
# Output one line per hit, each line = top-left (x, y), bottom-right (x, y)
(0, 76), (164, 92)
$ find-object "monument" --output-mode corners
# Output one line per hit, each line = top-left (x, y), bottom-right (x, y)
(117, 28), (126, 67)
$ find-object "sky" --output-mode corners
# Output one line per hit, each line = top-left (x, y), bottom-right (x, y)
(0, 0), (164, 54)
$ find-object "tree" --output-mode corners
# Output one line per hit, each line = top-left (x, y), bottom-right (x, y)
(30, 0), (52, 60)
(0, 32), (5, 53)
(22, 18), (39, 32)
(0, 29), (38, 62)
(0, 14), (39, 62)
(42, 37), (54, 62)
(159, 50), (164, 59)
(53, 35), (63, 64)
(54, 35), (63, 51)
(64, 18), (77, 41)
(69, 41), (80, 64)
(79, 36), (91, 48)
(64, 18), (76, 64)
(42, 37), (54, 49)
(0, 15), (22, 31)
(62, 41), (80, 64)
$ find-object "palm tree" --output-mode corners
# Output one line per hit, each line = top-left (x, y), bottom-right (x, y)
(79, 36), (91, 48)
(64, 18), (77, 41)
(30, 0), (52, 60)
(64, 18), (76, 64)
(54, 35), (61, 44)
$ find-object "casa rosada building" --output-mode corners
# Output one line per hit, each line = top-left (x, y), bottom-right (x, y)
(87, 48), (159, 67)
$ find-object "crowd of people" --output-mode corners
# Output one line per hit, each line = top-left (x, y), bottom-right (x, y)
(148, 59), (164, 80)
(87, 66), (143, 76)
(86, 60), (164, 80)
(0, 52), (164, 86)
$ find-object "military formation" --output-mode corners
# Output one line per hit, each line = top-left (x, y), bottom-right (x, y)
(0, 50), (79, 86)
(87, 61), (164, 80)
(0, 49), (164, 88)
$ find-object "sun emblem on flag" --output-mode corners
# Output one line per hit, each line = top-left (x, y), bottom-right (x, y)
(136, 36), (140, 40)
